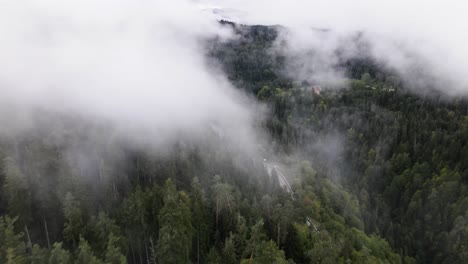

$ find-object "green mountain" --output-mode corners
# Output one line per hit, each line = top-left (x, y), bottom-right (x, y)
(0, 22), (466, 264)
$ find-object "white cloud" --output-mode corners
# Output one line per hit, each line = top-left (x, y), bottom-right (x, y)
(0, 0), (260, 150)
(206, 0), (468, 94)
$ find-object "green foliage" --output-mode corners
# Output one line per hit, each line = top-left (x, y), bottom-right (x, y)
(88, 212), (125, 259)
(29, 244), (49, 264)
(63, 192), (83, 248)
(76, 237), (103, 264)
(156, 179), (193, 264)
(222, 233), (237, 264)
(253, 240), (288, 264)
(3, 157), (31, 227)
(49, 242), (71, 264)
(104, 233), (126, 264)
(206, 247), (221, 264)
(1, 22), (466, 264)
(0, 216), (26, 263)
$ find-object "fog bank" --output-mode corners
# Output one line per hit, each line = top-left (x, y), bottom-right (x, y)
(205, 0), (468, 95)
(0, 0), (260, 152)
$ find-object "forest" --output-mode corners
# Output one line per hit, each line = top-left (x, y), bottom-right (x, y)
(0, 21), (467, 264)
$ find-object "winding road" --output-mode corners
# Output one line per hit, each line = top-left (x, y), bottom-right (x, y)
(263, 159), (294, 196)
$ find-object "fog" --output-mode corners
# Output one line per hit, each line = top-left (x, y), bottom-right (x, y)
(0, 0), (261, 152)
(1, 0), (467, 178)
(206, 0), (468, 95)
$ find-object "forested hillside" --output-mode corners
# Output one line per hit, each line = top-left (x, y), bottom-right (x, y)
(0, 21), (466, 264)
(210, 21), (468, 263)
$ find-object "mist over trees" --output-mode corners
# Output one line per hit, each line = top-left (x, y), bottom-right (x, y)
(0, 18), (467, 264)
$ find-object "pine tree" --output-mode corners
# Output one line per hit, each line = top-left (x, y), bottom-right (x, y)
(222, 233), (237, 264)
(190, 177), (209, 263)
(63, 192), (83, 248)
(48, 242), (71, 264)
(206, 247), (221, 264)
(0, 216), (27, 264)
(76, 237), (103, 264)
(29, 244), (48, 264)
(3, 157), (31, 229)
(157, 179), (193, 264)
(104, 233), (126, 264)
(254, 240), (288, 264)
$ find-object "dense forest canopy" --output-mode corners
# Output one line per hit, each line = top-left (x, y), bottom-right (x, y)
(0, 20), (467, 264)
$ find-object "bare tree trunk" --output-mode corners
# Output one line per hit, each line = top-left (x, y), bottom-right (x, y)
(216, 195), (219, 229)
(145, 238), (150, 264)
(137, 157), (140, 182)
(113, 181), (117, 200)
(139, 239), (143, 264)
(131, 245), (136, 264)
(99, 158), (103, 182)
(129, 232), (136, 264)
(24, 225), (32, 251)
(277, 222), (280, 247)
(267, 201), (270, 222)
(44, 217), (51, 249)
(227, 198), (232, 213)
(149, 237), (156, 264)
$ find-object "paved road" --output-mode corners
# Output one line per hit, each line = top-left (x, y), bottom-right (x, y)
(263, 159), (293, 195)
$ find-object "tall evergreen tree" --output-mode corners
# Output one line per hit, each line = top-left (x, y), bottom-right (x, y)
(157, 179), (193, 264)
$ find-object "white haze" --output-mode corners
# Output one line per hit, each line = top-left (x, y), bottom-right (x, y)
(206, 0), (468, 95)
(0, 0), (261, 151)
(1, 0), (466, 170)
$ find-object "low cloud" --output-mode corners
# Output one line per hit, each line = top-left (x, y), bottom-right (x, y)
(206, 0), (468, 95)
(0, 0), (261, 153)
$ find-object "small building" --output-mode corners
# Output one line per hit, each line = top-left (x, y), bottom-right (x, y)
(312, 85), (321, 95)
(303, 85), (321, 95)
